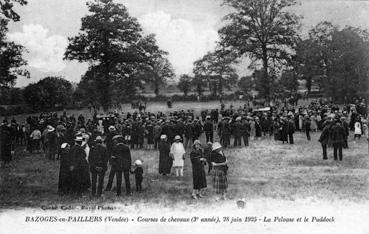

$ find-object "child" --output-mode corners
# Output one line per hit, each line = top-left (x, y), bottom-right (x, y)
(131, 159), (144, 192)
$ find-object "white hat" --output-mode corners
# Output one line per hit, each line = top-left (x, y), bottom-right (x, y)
(61, 143), (69, 149)
(174, 135), (181, 140)
(236, 117), (241, 121)
(47, 125), (55, 132)
(75, 136), (83, 142)
(134, 159), (143, 166)
(112, 135), (123, 140)
(160, 134), (167, 140)
(212, 142), (222, 151)
(108, 126), (116, 131)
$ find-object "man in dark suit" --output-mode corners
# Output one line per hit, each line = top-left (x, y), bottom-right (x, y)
(203, 116), (214, 143)
(330, 120), (346, 161)
(105, 135), (132, 196)
(318, 123), (331, 160)
(287, 116), (296, 144)
(89, 136), (109, 197)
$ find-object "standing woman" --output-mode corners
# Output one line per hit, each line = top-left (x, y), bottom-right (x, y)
(354, 119), (362, 142)
(210, 142), (228, 201)
(170, 135), (186, 177)
(158, 135), (172, 176)
(190, 140), (207, 199)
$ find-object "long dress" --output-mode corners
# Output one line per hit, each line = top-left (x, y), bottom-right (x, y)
(210, 151), (228, 194)
(170, 142), (186, 167)
(58, 148), (71, 194)
(158, 141), (172, 174)
(190, 148), (207, 190)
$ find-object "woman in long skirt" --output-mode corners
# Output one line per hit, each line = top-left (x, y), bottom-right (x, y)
(158, 135), (172, 175)
(190, 140), (207, 199)
(210, 142), (228, 200)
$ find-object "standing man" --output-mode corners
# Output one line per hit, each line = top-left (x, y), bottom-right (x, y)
(45, 125), (58, 160)
(287, 116), (295, 144)
(89, 136), (109, 197)
(318, 123), (331, 160)
(105, 135), (131, 196)
(203, 116), (214, 143)
(233, 117), (243, 147)
(241, 117), (251, 147)
(330, 120), (346, 161)
(304, 116), (311, 141)
(0, 120), (13, 168)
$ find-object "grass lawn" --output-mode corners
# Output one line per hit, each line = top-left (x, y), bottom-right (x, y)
(1, 130), (368, 210)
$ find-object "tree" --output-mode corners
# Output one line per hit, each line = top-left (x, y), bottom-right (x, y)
(134, 34), (174, 96)
(219, 0), (300, 100)
(193, 48), (238, 96)
(0, 0), (27, 22)
(279, 70), (298, 96)
(64, 0), (151, 109)
(23, 77), (73, 110)
(238, 75), (254, 97)
(0, 0), (28, 89)
(191, 75), (207, 96)
(295, 22), (369, 102)
(177, 74), (192, 96)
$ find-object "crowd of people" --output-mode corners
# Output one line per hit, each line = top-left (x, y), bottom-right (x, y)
(0, 98), (368, 200)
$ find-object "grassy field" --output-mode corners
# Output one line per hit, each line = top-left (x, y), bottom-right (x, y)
(1, 130), (368, 210)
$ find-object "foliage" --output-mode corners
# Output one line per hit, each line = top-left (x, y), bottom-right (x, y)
(0, 0), (27, 21)
(23, 77), (73, 110)
(295, 22), (369, 102)
(219, 0), (300, 99)
(65, 0), (167, 109)
(193, 48), (238, 96)
(238, 75), (254, 97)
(177, 74), (192, 96)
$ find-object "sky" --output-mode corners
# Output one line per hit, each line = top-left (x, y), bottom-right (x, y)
(6, 0), (369, 87)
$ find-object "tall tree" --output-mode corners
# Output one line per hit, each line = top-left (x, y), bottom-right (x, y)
(177, 74), (192, 96)
(193, 49), (238, 96)
(238, 75), (254, 97)
(219, 0), (300, 100)
(0, 0), (28, 89)
(64, 0), (149, 110)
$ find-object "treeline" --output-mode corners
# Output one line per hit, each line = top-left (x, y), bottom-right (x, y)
(1, 0), (369, 115)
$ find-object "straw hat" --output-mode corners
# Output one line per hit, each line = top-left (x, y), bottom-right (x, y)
(174, 135), (181, 140)
(160, 134), (167, 140)
(112, 135), (123, 140)
(193, 140), (201, 146)
(212, 142), (222, 151)
(61, 143), (69, 149)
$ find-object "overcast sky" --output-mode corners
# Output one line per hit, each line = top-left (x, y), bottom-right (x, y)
(6, 0), (369, 87)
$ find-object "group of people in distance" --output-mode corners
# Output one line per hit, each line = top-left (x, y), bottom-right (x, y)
(0, 97), (368, 200)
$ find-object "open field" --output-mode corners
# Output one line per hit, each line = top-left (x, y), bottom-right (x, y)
(1, 130), (368, 210)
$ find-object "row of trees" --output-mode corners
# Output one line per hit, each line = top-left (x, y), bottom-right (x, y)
(1, 0), (368, 113)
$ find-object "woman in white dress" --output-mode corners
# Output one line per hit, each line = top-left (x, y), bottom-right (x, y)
(170, 135), (186, 177)
(310, 114), (318, 132)
(354, 121), (362, 142)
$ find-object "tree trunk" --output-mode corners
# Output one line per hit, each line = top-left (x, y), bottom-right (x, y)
(262, 44), (270, 101)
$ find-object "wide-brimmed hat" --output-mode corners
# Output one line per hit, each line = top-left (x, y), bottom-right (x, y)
(193, 140), (201, 146)
(108, 126), (116, 131)
(160, 134), (167, 140)
(174, 135), (181, 140)
(212, 142), (222, 151)
(112, 135), (123, 140)
(236, 116), (242, 121)
(95, 136), (103, 142)
(134, 159), (143, 166)
(75, 136), (83, 142)
(47, 125), (55, 132)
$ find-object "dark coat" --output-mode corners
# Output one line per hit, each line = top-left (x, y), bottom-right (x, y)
(158, 141), (172, 174)
(203, 121), (213, 133)
(232, 121), (243, 137)
(88, 143), (109, 172)
(111, 143), (131, 171)
(330, 124), (346, 145)
(190, 148), (207, 190)
(0, 125), (12, 163)
(58, 148), (71, 194)
(69, 144), (89, 193)
(319, 125), (331, 145)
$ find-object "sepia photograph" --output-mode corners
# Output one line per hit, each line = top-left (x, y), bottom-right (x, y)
(0, 0), (369, 233)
